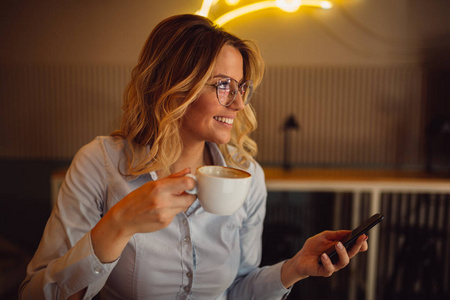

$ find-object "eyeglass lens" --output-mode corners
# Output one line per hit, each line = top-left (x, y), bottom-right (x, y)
(217, 78), (253, 106)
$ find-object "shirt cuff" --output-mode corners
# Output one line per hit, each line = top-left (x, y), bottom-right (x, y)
(257, 260), (292, 299)
(54, 231), (119, 299)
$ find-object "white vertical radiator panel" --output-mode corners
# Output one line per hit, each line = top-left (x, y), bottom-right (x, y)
(1, 64), (425, 168)
(252, 65), (424, 168)
(0, 65), (130, 159)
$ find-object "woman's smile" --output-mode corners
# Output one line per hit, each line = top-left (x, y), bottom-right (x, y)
(213, 116), (234, 125)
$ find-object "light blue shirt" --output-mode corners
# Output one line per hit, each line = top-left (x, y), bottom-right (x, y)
(20, 136), (290, 299)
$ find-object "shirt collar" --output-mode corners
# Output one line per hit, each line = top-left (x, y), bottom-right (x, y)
(206, 141), (227, 167)
(142, 142), (227, 182)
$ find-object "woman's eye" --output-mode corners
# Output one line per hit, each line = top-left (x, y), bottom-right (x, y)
(218, 82), (230, 89)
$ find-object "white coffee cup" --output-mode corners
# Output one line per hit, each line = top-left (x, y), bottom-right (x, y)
(185, 165), (252, 215)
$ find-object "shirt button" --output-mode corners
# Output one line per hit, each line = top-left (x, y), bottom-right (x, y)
(93, 266), (102, 274)
(182, 219), (188, 225)
(184, 236), (190, 243)
(186, 272), (193, 278)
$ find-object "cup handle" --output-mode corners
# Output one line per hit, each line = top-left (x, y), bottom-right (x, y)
(184, 173), (198, 195)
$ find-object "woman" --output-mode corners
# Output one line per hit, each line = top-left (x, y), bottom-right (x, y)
(19, 14), (368, 299)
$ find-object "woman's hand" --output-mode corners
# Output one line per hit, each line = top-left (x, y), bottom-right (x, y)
(281, 230), (368, 288)
(107, 168), (196, 235)
(91, 168), (196, 263)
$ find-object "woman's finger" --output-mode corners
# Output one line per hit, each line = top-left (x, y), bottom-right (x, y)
(347, 235), (369, 258)
(148, 173), (195, 196)
(334, 241), (350, 268)
(318, 253), (334, 277)
(168, 168), (191, 178)
(323, 230), (352, 242)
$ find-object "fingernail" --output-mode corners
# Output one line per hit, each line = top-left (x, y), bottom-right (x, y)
(322, 253), (328, 260)
(336, 242), (344, 250)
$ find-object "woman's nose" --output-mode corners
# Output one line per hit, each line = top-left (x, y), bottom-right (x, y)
(229, 91), (245, 111)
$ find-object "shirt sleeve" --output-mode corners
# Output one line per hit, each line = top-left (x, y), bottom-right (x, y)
(227, 162), (291, 299)
(19, 138), (118, 300)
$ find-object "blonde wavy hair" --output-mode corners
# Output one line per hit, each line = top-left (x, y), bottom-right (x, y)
(112, 14), (265, 176)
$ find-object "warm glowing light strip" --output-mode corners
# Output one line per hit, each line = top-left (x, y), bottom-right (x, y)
(196, 0), (215, 17)
(225, 0), (240, 5)
(214, 1), (279, 26)
(302, 0), (333, 9)
(196, 0), (333, 26)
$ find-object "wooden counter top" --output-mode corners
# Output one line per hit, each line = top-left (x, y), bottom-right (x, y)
(263, 167), (450, 183)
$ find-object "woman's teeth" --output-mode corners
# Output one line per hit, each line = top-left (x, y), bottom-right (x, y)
(214, 116), (234, 125)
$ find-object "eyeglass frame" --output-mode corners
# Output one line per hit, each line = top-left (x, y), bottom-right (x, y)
(205, 77), (254, 107)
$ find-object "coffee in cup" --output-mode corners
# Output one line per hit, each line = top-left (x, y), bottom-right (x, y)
(185, 165), (252, 215)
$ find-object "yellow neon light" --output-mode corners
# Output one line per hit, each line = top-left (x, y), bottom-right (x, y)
(215, 1), (278, 26)
(196, 0), (333, 26)
(225, 0), (240, 5)
(196, 0), (215, 16)
(303, 0), (333, 9)
(276, 0), (302, 13)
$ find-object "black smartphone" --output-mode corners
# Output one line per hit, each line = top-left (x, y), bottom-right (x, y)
(318, 213), (384, 265)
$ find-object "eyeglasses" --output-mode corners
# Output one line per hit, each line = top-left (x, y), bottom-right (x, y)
(206, 78), (254, 107)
